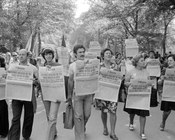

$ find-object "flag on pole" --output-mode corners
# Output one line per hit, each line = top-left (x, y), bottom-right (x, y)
(61, 35), (66, 47)
(25, 33), (33, 51)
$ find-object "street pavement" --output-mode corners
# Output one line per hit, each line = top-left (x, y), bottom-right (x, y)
(5, 97), (175, 140)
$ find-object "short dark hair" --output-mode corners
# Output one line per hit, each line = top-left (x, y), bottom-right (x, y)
(167, 54), (175, 61)
(149, 51), (155, 56)
(41, 48), (54, 60)
(101, 48), (113, 60)
(73, 45), (85, 54)
(132, 54), (144, 67)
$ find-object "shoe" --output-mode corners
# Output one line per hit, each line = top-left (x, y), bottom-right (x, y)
(140, 134), (147, 140)
(129, 124), (134, 131)
(160, 122), (165, 131)
(110, 134), (119, 140)
(103, 129), (108, 136)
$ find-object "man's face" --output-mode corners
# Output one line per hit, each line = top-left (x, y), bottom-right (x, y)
(19, 49), (28, 63)
(76, 48), (85, 60)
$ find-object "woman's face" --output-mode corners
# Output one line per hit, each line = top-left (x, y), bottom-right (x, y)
(104, 50), (112, 61)
(137, 57), (145, 68)
(45, 53), (53, 62)
(168, 57), (175, 68)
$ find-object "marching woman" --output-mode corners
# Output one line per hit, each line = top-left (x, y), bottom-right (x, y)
(96, 48), (119, 140)
(158, 54), (175, 131)
(41, 48), (61, 140)
(124, 54), (151, 140)
(0, 56), (9, 138)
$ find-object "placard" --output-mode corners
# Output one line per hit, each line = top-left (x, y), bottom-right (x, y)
(126, 79), (151, 110)
(75, 59), (100, 96)
(146, 59), (160, 77)
(85, 52), (97, 59)
(125, 39), (139, 57)
(6, 65), (33, 101)
(0, 68), (6, 100)
(39, 66), (66, 102)
(162, 69), (175, 102)
(95, 68), (123, 102)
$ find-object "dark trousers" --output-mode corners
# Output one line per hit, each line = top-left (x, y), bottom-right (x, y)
(8, 100), (34, 140)
(64, 76), (69, 99)
(0, 100), (9, 137)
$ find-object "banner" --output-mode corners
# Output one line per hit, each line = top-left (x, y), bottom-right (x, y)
(125, 39), (139, 57)
(6, 65), (33, 101)
(0, 68), (6, 100)
(95, 67), (123, 102)
(75, 59), (100, 96)
(39, 66), (66, 102)
(146, 59), (160, 77)
(162, 69), (175, 102)
(126, 79), (151, 110)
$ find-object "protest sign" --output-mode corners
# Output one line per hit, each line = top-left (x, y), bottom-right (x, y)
(126, 79), (151, 110)
(146, 59), (160, 77)
(88, 41), (101, 56)
(95, 67), (123, 102)
(6, 65), (33, 101)
(57, 47), (70, 76)
(162, 69), (175, 102)
(75, 59), (100, 96)
(39, 66), (66, 102)
(125, 39), (139, 57)
(85, 52), (97, 59)
(0, 68), (6, 100)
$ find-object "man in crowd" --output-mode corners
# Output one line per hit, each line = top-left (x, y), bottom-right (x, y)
(68, 45), (93, 140)
(8, 49), (38, 140)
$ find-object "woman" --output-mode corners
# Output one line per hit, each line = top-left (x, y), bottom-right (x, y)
(158, 54), (175, 131)
(0, 56), (9, 138)
(124, 54), (151, 140)
(41, 48), (61, 140)
(96, 48), (119, 140)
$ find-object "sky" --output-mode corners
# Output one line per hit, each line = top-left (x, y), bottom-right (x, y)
(75, 0), (90, 18)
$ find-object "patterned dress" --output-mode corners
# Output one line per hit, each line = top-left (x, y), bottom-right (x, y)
(95, 62), (119, 114)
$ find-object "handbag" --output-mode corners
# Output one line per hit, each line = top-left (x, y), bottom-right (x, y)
(63, 101), (74, 129)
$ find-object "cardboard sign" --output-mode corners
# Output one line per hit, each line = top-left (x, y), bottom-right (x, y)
(95, 68), (123, 102)
(125, 39), (139, 57)
(0, 68), (6, 100)
(162, 69), (175, 102)
(39, 66), (66, 102)
(75, 59), (100, 96)
(126, 79), (151, 110)
(6, 65), (33, 101)
(146, 59), (160, 77)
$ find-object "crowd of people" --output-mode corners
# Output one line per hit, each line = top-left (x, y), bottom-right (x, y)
(0, 45), (174, 140)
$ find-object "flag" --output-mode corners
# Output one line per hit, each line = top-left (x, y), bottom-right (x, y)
(25, 33), (33, 51)
(61, 35), (66, 47)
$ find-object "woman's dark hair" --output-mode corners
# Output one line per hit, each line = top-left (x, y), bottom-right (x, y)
(101, 48), (113, 60)
(149, 51), (155, 56)
(41, 48), (54, 60)
(0, 56), (5, 68)
(132, 54), (143, 67)
(167, 54), (175, 61)
(73, 45), (85, 54)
